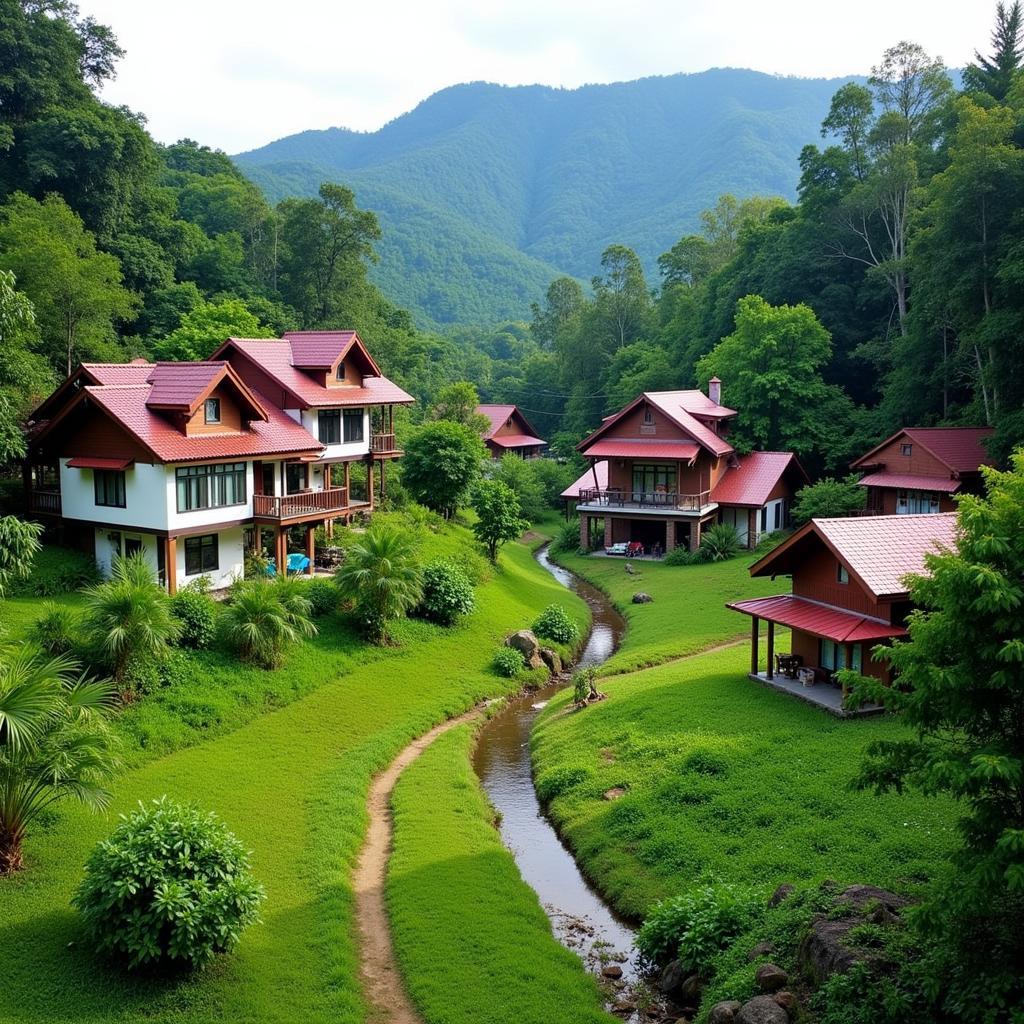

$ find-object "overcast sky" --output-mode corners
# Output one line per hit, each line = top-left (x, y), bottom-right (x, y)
(83, 0), (989, 153)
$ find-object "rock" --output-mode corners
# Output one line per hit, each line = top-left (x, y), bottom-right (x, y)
(539, 647), (563, 673)
(708, 1001), (743, 1024)
(768, 883), (794, 908)
(506, 630), (544, 669)
(747, 939), (776, 962)
(754, 963), (788, 993)
(735, 995), (789, 1024)
(679, 974), (703, 1002)
(836, 884), (908, 915)
(799, 917), (862, 984)
(632, 591), (653, 604)
(657, 959), (686, 995)
(602, 964), (623, 980)
(603, 787), (627, 801)
(773, 991), (796, 1013)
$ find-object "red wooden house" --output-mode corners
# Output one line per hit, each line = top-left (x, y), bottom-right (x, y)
(477, 404), (546, 459)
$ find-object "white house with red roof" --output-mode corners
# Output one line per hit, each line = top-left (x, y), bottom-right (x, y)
(476, 404), (546, 459)
(25, 332), (412, 592)
(573, 380), (807, 553)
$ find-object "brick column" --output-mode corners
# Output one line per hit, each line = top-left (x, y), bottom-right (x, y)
(690, 518), (702, 551)
(665, 521), (676, 553)
(305, 524), (315, 575)
(579, 514), (589, 550)
(603, 517), (613, 547)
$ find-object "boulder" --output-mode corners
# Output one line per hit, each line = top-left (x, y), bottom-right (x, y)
(773, 992), (796, 1013)
(679, 974), (703, 1002)
(755, 963), (788, 993)
(631, 592), (653, 604)
(539, 647), (563, 673)
(799, 917), (862, 984)
(708, 1001), (743, 1024)
(768, 883), (794, 908)
(747, 939), (776, 962)
(836, 884), (908, 915)
(601, 964), (623, 980)
(657, 959), (685, 995)
(506, 630), (544, 669)
(736, 995), (789, 1024)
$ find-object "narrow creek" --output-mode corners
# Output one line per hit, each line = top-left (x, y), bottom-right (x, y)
(471, 544), (639, 981)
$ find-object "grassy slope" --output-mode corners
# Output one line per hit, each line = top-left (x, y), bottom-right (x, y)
(0, 537), (587, 1024)
(387, 725), (615, 1024)
(550, 550), (780, 674)
(530, 550), (957, 921)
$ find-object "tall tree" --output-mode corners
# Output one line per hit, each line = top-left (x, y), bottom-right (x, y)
(964, 2), (1024, 102)
(152, 297), (275, 362)
(428, 381), (489, 433)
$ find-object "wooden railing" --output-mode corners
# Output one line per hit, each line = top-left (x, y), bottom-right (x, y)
(370, 432), (398, 453)
(578, 487), (712, 511)
(29, 490), (61, 515)
(253, 488), (349, 520)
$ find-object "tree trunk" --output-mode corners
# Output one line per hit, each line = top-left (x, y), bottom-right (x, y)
(0, 826), (24, 875)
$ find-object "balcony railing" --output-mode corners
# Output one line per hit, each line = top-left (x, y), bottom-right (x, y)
(370, 432), (398, 453)
(253, 487), (349, 520)
(578, 487), (713, 512)
(28, 490), (61, 515)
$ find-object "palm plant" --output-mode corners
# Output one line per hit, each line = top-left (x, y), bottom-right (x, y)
(334, 524), (424, 644)
(0, 648), (119, 874)
(222, 579), (316, 669)
(81, 553), (180, 692)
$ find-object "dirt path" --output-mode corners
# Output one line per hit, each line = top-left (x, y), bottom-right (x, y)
(353, 706), (485, 1023)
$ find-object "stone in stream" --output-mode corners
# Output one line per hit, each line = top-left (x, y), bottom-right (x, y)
(505, 629), (545, 669)
(601, 964), (624, 979)
(539, 647), (563, 673)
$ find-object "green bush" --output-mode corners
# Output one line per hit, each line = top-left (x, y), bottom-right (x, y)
(636, 881), (764, 974)
(304, 578), (339, 617)
(170, 587), (217, 649)
(223, 578), (317, 669)
(28, 602), (79, 655)
(664, 546), (696, 566)
(493, 646), (525, 677)
(550, 518), (582, 554)
(10, 546), (100, 597)
(532, 604), (578, 644)
(243, 550), (269, 580)
(416, 561), (475, 625)
(73, 797), (264, 970)
(697, 523), (741, 563)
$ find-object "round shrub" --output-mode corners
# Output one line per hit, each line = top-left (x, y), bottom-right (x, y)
(493, 646), (525, 677)
(532, 604), (578, 645)
(416, 560), (475, 625)
(170, 588), (217, 649)
(29, 601), (80, 655)
(697, 523), (741, 563)
(663, 546), (696, 567)
(304, 578), (339, 617)
(73, 797), (265, 970)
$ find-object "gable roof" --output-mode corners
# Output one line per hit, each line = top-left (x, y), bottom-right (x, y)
(561, 460), (609, 499)
(851, 427), (994, 474)
(578, 390), (734, 459)
(712, 451), (809, 508)
(143, 361), (268, 423)
(476, 404), (543, 442)
(30, 361), (152, 423)
(282, 330), (362, 370)
(750, 512), (958, 600)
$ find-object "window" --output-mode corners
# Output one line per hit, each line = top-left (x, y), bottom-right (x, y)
(125, 536), (143, 559)
(837, 562), (849, 584)
(642, 407), (654, 425)
(176, 462), (246, 512)
(896, 489), (941, 515)
(95, 469), (126, 508)
(631, 464), (676, 501)
(285, 461), (308, 494)
(821, 639), (862, 673)
(900, 443), (913, 456)
(336, 362), (345, 381)
(319, 409), (341, 444)
(204, 398), (221, 424)
(184, 534), (218, 576)
(261, 462), (276, 495)
(343, 408), (364, 443)
(773, 502), (782, 530)
(760, 506), (768, 532)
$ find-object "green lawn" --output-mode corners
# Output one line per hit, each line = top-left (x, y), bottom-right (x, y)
(531, 644), (957, 921)
(549, 548), (780, 674)
(0, 535), (588, 1024)
(387, 725), (615, 1024)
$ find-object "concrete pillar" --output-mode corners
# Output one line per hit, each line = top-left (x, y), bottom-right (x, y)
(690, 518), (702, 551)
(579, 514), (589, 550)
(665, 521), (676, 553)
(603, 517), (613, 547)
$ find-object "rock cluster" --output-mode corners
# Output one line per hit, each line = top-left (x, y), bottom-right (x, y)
(631, 592), (653, 604)
(504, 630), (562, 673)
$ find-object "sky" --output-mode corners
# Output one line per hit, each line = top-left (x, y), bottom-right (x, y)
(83, 0), (990, 153)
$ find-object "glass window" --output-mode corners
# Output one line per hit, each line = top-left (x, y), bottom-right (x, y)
(184, 534), (218, 576)
(760, 506), (768, 531)
(204, 398), (221, 424)
(837, 562), (849, 584)
(319, 409), (341, 444)
(773, 502), (782, 530)
(900, 443), (912, 456)
(285, 462), (307, 494)
(175, 463), (246, 512)
(343, 408), (364, 443)
(896, 489), (941, 515)
(125, 536), (143, 559)
(336, 362), (345, 381)
(821, 639), (862, 673)
(643, 408), (654, 425)
(630, 464), (676, 501)
(95, 470), (126, 508)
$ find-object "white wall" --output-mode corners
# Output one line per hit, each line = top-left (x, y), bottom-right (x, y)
(176, 526), (245, 591)
(62, 460), (172, 531)
(300, 407), (370, 463)
(719, 507), (750, 546)
(93, 528), (160, 578)
(165, 463), (254, 531)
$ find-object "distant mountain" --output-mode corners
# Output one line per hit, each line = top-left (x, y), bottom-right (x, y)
(235, 69), (859, 327)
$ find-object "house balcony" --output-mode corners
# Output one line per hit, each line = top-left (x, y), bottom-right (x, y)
(370, 431), (401, 455)
(577, 487), (716, 516)
(253, 487), (350, 522)
(28, 489), (61, 515)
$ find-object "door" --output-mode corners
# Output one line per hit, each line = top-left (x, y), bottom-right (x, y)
(286, 462), (308, 494)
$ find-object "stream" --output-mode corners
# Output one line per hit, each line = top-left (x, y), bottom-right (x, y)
(471, 544), (640, 984)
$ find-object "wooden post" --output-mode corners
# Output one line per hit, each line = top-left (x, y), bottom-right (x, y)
(380, 458), (387, 497)
(767, 621), (775, 680)
(165, 536), (177, 595)
(276, 527), (286, 574)
(344, 460), (351, 498)
(367, 459), (375, 509)
(843, 643), (853, 697)
(305, 524), (315, 575)
(750, 617), (759, 675)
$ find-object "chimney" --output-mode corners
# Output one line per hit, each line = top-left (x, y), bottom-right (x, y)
(708, 376), (722, 405)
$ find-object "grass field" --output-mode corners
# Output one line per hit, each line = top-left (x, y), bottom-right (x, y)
(0, 535), (588, 1024)
(387, 725), (616, 1024)
(532, 644), (957, 921)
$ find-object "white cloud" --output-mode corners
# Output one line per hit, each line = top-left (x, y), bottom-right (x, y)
(83, 0), (990, 152)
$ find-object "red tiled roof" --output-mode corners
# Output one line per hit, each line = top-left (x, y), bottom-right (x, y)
(222, 339), (413, 408)
(562, 460), (608, 499)
(712, 452), (807, 507)
(84, 384), (323, 463)
(587, 439), (701, 460)
(851, 426), (994, 473)
(81, 362), (154, 385)
(282, 331), (359, 369)
(727, 595), (907, 643)
(477, 404), (516, 438)
(145, 362), (225, 410)
(490, 433), (546, 448)
(857, 471), (961, 493)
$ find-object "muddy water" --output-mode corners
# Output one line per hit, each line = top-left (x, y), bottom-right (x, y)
(471, 545), (639, 979)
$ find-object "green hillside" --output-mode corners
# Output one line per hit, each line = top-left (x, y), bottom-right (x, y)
(235, 69), (859, 326)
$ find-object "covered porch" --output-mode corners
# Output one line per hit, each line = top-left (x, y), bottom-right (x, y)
(579, 509), (718, 557)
